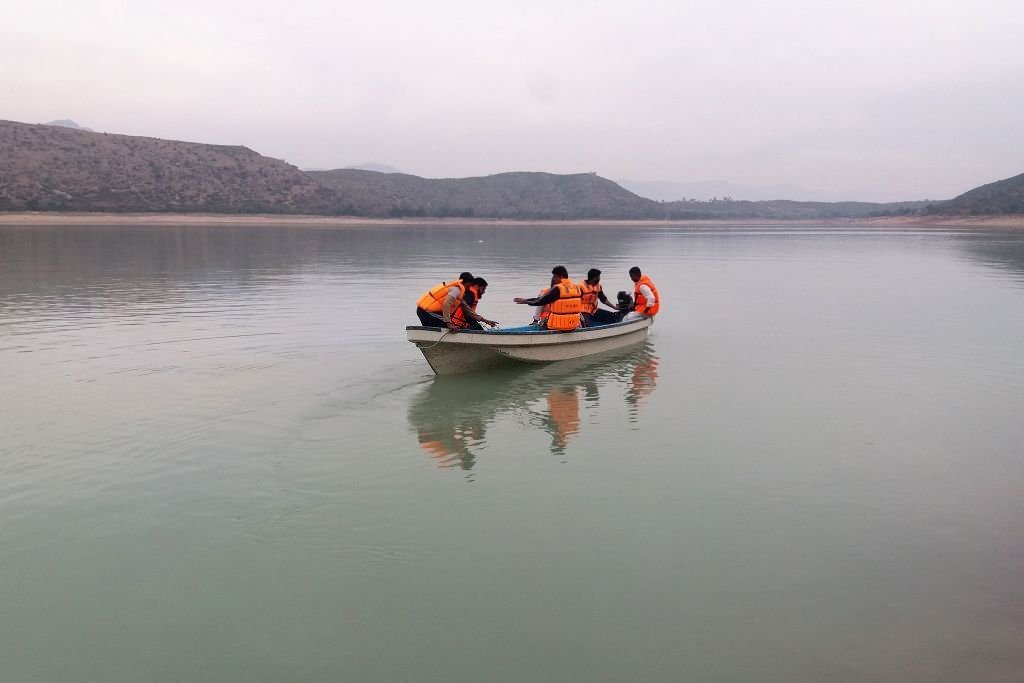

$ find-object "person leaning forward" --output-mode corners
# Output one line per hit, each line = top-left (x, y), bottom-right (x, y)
(579, 268), (625, 326)
(514, 265), (583, 331)
(416, 272), (475, 330)
(451, 277), (499, 330)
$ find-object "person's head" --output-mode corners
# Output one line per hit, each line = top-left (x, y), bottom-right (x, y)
(551, 265), (569, 282)
(459, 271), (475, 283)
(587, 268), (601, 284)
(549, 275), (559, 287)
(472, 277), (488, 297)
(628, 266), (642, 283)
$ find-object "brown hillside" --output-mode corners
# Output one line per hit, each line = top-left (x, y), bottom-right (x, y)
(0, 119), (325, 213)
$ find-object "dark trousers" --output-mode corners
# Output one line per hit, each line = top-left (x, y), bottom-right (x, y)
(416, 307), (445, 328)
(585, 308), (625, 326)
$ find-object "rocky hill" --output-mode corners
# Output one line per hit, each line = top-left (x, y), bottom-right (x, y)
(937, 172), (1024, 215)
(0, 119), (327, 213)
(2, 117), (1020, 219)
(308, 169), (659, 218)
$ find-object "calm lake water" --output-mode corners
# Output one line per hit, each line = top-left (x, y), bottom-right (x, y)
(2, 223), (1024, 681)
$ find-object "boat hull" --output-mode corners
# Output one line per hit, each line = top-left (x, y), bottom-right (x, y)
(407, 318), (653, 375)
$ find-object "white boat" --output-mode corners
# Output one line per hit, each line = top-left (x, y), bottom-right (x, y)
(406, 318), (653, 375)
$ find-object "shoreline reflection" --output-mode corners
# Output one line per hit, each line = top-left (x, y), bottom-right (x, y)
(408, 343), (659, 470)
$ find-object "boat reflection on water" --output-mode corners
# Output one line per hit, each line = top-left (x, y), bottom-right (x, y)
(407, 343), (660, 470)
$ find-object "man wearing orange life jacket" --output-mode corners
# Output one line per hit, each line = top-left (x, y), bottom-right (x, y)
(415, 271), (475, 330)
(622, 266), (660, 322)
(451, 277), (499, 331)
(513, 265), (583, 331)
(579, 268), (626, 326)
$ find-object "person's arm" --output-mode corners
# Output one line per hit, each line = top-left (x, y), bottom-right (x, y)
(515, 288), (560, 307)
(442, 296), (457, 328)
(462, 302), (498, 327)
(597, 289), (617, 309)
(638, 284), (656, 315)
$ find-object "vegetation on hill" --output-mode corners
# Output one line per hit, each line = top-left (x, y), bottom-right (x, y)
(309, 167), (930, 218)
(307, 169), (658, 218)
(936, 172), (1024, 216)
(649, 198), (929, 220)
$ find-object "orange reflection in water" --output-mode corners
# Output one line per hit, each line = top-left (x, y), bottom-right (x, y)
(545, 386), (582, 454)
(627, 354), (660, 419)
(409, 344), (659, 471)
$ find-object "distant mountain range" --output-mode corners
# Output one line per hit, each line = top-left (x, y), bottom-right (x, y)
(307, 169), (654, 218)
(303, 162), (403, 174)
(618, 179), (842, 202)
(43, 119), (93, 132)
(343, 162), (402, 174)
(0, 119), (1019, 218)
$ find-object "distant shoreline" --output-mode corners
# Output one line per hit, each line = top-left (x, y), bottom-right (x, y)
(1, 212), (1023, 228)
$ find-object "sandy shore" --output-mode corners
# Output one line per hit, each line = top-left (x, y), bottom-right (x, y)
(1, 212), (1023, 228)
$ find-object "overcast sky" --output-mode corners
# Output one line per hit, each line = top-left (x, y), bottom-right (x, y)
(3, 0), (1023, 201)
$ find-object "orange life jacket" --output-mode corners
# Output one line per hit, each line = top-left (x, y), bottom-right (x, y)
(536, 286), (552, 321)
(416, 280), (465, 314)
(451, 284), (479, 329)
(579, 281), (602, 314)
(547, 280), (582, 331)
(633, 275), (660, 316)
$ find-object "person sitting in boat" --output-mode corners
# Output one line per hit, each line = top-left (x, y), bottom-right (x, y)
(530, 275), (559, 326)
(513, 265), (583, 331)
(580, 268), (626, 326)
(415, 272), (474, 330)
(451, 277), (499, 331)
(621, 266), (660, 321)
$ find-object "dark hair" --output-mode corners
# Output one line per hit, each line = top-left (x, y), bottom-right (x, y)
(628, 266), (641, 277)
(459, 271), (475, 282)
(551, 265), (569, 278)
(587, 268), (601, 280)
(472, 277), (488, 287)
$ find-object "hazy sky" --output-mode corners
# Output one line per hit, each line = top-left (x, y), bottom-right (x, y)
(4, 0), (1023, 201)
